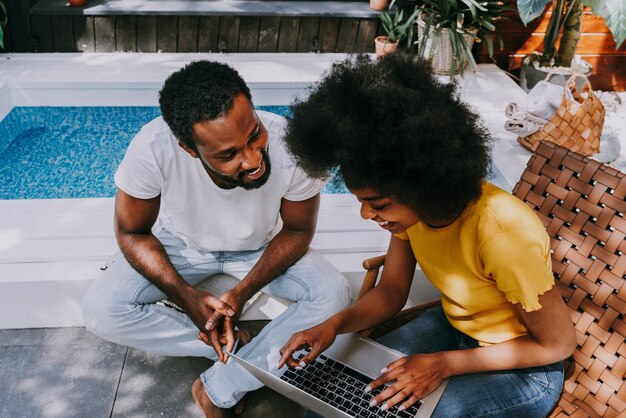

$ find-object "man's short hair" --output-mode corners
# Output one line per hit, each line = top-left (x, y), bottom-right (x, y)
(159, 61), (253, 150)
(284, 53), (493, 224)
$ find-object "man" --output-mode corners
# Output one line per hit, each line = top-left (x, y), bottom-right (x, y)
(82, 60), (351, 417)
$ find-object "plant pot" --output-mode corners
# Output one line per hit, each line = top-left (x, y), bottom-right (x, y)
(374, 36), (398, 58)
(417, 20), (478, 76)
(520, 54), (592, 92)
(369, 0), (388, 11)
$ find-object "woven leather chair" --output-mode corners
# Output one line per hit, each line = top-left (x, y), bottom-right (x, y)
(357, 141), (626, 417)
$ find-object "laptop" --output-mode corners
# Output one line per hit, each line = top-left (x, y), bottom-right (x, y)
(228, 333), (447, 418)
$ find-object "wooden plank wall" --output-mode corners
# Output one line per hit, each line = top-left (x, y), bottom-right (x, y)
(17, 6), (626, 90)
(477, 7), (626, 91)
(29, 15), (382, 54)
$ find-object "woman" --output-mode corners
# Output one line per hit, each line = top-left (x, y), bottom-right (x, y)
(278, 53), (576, 417)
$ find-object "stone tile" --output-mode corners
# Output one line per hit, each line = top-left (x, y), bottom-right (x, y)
(0, 327), (107, 347)
(113, 348), (305, 418)
(112, 319), (305, 418)
(1, 323), (306, 418)
(111, 348), (210, 418)
(0, 340), (126, 418)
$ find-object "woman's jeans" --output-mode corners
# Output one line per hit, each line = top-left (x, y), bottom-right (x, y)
(82, 229), (351, 409)
(376, 306), (564, 418)
(308, 306), (563, 418)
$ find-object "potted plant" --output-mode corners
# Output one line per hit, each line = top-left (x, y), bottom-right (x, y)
(516, 0), (626, 91)
(370, 0), (389, 12)
(416, 0), (515, 76)
(375, 0), (420, 57)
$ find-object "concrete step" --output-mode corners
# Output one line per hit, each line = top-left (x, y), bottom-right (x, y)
(0, 194), (440, 329)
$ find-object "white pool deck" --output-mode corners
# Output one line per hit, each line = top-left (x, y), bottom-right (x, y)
(0, 53), (532, 329)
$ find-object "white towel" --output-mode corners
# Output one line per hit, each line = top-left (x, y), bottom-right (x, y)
(521, 81), (563, 120)
(504, 102), (549, 137)
(504, 118), (546, 137)
(505, 102), (521, 118)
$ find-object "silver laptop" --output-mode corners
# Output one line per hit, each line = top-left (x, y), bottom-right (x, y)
(228, 333), (447, 418)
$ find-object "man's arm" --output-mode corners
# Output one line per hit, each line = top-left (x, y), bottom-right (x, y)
(114, 189), (235, 360)
(217, 194), (320, 305)
(235, 193), (320, 301)
(206, 194), (321, 348)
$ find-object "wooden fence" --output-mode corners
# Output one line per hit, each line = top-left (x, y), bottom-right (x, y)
(27, 15), (382, 54)
(1, 0), (624, 90)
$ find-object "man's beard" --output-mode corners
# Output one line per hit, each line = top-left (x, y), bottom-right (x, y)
(204, 148), (272, 190)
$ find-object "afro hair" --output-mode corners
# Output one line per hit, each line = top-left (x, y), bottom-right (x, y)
(284, 53), (493, 223)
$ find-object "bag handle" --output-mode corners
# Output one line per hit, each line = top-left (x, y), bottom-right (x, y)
(564, 72), (593, 94)
(542, 66), (575, 83)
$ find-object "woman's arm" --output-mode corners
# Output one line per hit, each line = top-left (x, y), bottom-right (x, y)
(367, 285), (576, 411)
(442, 285), (576, 375)
(278, 235), (417, 368)
(330, 236), (417, 334)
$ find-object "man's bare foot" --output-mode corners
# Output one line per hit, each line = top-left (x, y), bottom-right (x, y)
(192, 330), (252, 416)
(232, 397), (246, 415)
(191, 378), (248, 417)
(236, 328), (252, 347)
(192, 378), (232, 418)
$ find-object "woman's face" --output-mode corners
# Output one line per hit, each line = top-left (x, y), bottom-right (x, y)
(350, 187), (421, 234)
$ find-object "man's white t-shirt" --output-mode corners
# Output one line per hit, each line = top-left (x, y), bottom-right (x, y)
(114, 111), (324, 252)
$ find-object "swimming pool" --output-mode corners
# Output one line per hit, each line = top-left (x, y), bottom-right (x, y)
(0, 106), (349, 199)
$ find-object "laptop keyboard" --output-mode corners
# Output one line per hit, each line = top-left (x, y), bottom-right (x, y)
(280, 348), (422, 417)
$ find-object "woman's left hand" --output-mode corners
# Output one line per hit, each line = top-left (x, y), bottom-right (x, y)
(366, 353), (449, 412)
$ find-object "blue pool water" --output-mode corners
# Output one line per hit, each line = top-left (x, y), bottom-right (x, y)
(0, 106), (348, 199)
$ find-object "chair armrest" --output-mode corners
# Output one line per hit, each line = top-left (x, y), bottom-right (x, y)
(357, 255), (387, 301)
(362, 254), (386, 270)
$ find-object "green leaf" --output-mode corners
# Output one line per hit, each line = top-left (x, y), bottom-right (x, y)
(0, 0), (4, 51)
(484, 33), (494, 57)
(460, 0), (488, 13)
(585, 0), (626, 48)
(459, 0), (478, 20)
(478, 17), (496, 31)
(517, 0), (551, 25)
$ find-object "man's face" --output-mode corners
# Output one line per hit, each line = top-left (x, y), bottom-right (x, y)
(180, 93), (271, 190)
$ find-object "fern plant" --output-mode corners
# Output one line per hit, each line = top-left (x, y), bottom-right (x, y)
(417, 0), (515, 76)
(379, 0), (420, 44)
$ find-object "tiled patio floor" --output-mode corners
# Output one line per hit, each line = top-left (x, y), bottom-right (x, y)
(0, 321), (305, 418)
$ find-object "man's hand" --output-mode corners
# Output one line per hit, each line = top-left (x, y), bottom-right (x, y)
(278, 321), (338, 369)
(365, 353), (448, 412)
(178, 287), (236, 362)
(200, 289), (247, 362)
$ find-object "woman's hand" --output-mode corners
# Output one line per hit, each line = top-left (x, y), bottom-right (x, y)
(366, 353), (449, 412)
(278, 321), (339, 369)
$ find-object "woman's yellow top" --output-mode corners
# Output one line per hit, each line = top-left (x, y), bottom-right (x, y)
(395, 182), (554, 345)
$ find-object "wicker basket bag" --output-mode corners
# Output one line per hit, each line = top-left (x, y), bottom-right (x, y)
(416, 19), (477, 75)
(518, 71), (605, 156)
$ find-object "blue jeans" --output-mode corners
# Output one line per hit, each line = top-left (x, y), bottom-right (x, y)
(376, 306), (564, 417)
(308, 306), (563, 418)
(82, 228), (351, 408)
